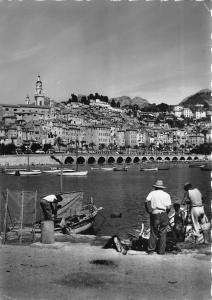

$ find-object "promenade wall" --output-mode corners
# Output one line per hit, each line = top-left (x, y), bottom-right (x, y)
(0, 153), (207, 168)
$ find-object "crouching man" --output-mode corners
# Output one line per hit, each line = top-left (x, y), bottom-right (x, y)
(40, 194), (63, 221)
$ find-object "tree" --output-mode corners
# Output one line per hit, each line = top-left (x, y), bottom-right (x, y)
(111, 99), (116, 107)
(30, 143), (41, 153)
(89, 142), (96, 151)
(43, 143), (52, 153)
(71, 94), (78, 102)
(99, 143), (105, 150)
(157, 103), (170, 112)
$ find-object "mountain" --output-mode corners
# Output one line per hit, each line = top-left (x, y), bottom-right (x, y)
(110, 96), (149, 108)
(179, 89), (212, 108)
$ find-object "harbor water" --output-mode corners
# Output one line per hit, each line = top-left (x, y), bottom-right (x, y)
(0, 164), (211, 239)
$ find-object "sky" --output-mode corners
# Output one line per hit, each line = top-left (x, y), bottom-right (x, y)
(0, 0), (211, 105)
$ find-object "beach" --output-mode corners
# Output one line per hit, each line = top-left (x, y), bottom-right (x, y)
(0, 235), (211, 300)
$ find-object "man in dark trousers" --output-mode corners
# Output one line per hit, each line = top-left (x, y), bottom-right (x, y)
(145, 179), (171, 254)
(40, 194), (63, 221)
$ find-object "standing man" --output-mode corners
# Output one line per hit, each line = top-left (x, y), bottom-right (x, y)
(145, 179), (171, 255)
(182, 182), (209, 243)
(40, 194), (63, 221)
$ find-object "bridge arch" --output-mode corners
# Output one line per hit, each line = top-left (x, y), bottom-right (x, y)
(125, 156), (132, 164)
(194, 156), (199, 160)
(156, 157), (162, 161)
(149, 156), (154, 161)
(134, 157), (140, 163)
(187, 156), (192, 160)
(142, 157), (147, 161)
(165, 157), (170, 161)
(172, 157), (178, 161)
(180, 157), (185, 160)
(88, 157), (96, 164)
(108, 156), (115, 164)
(64, 156), (74, 164)
(117, 156), (124, 164)
(77, 156), (85, 164)
(98, 156), (106, 164)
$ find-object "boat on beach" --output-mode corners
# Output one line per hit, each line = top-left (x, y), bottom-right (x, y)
(38, 191), (102, 234)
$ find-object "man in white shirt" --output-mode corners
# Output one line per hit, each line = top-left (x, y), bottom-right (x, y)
(145, 179), (171, 254)
(40, 194), (63, 221)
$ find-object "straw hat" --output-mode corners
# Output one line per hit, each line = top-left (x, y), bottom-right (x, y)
(184, 182), (192, 190)
(152, 179), (166, 189)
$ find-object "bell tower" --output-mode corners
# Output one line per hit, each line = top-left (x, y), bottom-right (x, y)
(25, 94), (30, 105)
(34, 74), (45, 106)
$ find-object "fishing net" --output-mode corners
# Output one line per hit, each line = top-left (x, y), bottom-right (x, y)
(1, 189), (37, 243)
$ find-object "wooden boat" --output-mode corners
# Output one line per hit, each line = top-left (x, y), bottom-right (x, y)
(6, 169), (42, 176)
(37, 192), (103, 234)
(91, 167), (114, 171)
(5, 168), (26, 175)
(140, 167), (158, 171)
(15, 170), (42, 176)
(58, 170), (88, 176)
(43, 168), (75, 174)
(113, 166), (128, 171)
(158, 166), (170, 170)
(189, 164), (205, 168)
(201, 164), (212, 171)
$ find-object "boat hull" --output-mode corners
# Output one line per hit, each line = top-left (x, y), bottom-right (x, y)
(59, 170), (88, 176)
(140, 168), (158, 171)
(43, 168), (75, 174)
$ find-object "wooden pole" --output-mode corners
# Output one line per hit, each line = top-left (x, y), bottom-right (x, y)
(2, 189), (9, 244)
(19, 191), (24, 244)
(32, 190), (37, 242)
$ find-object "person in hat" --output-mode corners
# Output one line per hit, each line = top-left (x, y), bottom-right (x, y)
(145, 179), (171, 254)
(40, 194), (63, 221)
(182, 182), (209, 243)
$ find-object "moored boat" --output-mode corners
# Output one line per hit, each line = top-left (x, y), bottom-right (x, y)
(37, 192), (103, 234)
(189, 164), (205, 168)
(16, 170), (42, 176)
(91, 167), (114, 171)
(140, 167), (158, 171)
(43, 168), (75, 174)
(201, 164), (212, 171)
(113, 166), (128, 171)
(158, 166), (170, 170)
(58, 170), (88, 176)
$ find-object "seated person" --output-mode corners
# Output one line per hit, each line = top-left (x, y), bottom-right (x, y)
(172, 203), (186, 242)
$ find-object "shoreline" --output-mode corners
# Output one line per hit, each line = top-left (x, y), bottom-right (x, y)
(0, 235), (211, 300)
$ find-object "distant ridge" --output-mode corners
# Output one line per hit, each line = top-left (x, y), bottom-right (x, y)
(110, 96), (149, 108)
(179, 89), (212, 108)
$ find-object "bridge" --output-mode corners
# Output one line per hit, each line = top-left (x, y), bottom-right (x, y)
(62, 153), (207, 165)
(0, 153), (207, 167)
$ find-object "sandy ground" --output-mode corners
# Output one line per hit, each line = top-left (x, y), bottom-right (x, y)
(0, 235), (211, 300)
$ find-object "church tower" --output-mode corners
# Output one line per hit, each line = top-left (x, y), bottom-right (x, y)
(34, 74), (45, 106)
(25, 94), (30, 105)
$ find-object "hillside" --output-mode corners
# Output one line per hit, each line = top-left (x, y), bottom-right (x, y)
(110, 96), (149, 108)
(179, 89), (212, 108)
